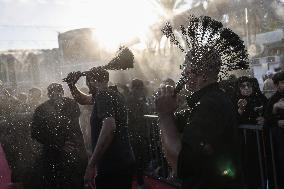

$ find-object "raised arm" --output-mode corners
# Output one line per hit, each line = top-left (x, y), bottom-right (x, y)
(65, 71), (93, 105)
(155, 85), (181, 173)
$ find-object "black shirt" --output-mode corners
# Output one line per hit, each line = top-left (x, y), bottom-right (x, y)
(90, 88), (135, 175)
(175, 83), (243, 189)
(265, 91), (284, 128)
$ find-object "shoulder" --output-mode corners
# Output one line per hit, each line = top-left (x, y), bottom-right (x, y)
(63, 97), (79, 106)
(34, 100), (48, 112)
(200, 89), (230, 107)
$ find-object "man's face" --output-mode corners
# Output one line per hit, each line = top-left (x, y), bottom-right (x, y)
(182, 58), (199, 92)
(239, 82), (253, 96)
(49, 90), (63, 100)
(277, 80), (284, 93)
(86, 77), (99, 95)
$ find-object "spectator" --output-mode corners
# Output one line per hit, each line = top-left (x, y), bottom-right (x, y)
(265, 71), (284, 189)
(27, 87), (42, 112)
(263, 71), (276, 99)
(236, 76), (267, 189)
(31, 83), (87, 189)
(127, 78), (150, 189)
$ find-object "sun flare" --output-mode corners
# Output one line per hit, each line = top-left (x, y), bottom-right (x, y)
(82, 0), (159, 51)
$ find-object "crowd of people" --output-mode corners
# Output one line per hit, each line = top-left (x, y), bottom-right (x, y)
(0, 64), (284, 189)
(0, 56), (283, 189)
(0, 45), (284, 189)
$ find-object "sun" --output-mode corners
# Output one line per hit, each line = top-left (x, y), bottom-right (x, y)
(87, 0), (159, 51)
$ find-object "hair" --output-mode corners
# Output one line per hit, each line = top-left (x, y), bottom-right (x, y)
(87, 66), (109, 83)
(272, 71), (284, 85)
(237, 76), (251, 87)
(131, 78), (144, 90)
(47, 83), (64, 96)
(29, 87), (42, 96)
(162, 78), (175, 87)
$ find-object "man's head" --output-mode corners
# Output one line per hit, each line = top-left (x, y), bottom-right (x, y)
(162, 78), (175, 87)
(85, 66), (109, 94)
(273, 71), (284, 93)
(28, 87), (41, 103)
(47, 83), (64, 100)
(18, 92), (28, 103)
(130, 78), (145, 97)
(182, 49), (221, 92)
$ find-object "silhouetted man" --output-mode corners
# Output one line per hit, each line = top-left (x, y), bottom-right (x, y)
(66, 67), (135, 189)
(31, 83), (87, 189)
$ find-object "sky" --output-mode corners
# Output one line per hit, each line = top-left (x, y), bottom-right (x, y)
(0, 0), (192, 51)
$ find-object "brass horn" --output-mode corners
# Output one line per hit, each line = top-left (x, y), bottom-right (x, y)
(63, 46), (134, 82)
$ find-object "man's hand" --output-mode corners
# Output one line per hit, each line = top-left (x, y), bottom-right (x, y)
(84, 165), (96, 189)
(274, 98), (284, 112)
(62, 141), (77, 153)
(237, 99), (247, 114)
(237, 99), (247, 110)
(155, 85), (178, 115)
(278, 120), (284, 128)
(63, 71), (82, 85)
(256, 116), (265, 126)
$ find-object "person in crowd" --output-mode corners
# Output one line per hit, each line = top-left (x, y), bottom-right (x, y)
(265, 71), (284, 189)
(237, 76), (267, 125)
(155, 49), (244, 189)
(236, 76), (267, 189)
(263, 71), (276, 99)
(116, 83), (130, 99)
(27, 87), (42, 112)
(16, 92), (29, 113)
(31, 83), (88, 189)
(65, 67), (135, 189)
(127, 78), (149, 189)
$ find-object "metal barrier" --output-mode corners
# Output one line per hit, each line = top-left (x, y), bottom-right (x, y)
(239, 124), (278, 189)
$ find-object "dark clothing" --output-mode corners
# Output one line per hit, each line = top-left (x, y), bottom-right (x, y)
(31, 97), (87, 189)
(236, 94), (267, 189)
(265, 91), (284, 189)
(127, 93), (150, 185)
(237, 95), (267, 125)
(90, 88), (135, 176)
(175, 83), (243, 189)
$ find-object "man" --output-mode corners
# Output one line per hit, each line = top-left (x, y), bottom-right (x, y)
(265, 71), (284, 189)
(127, 78), (149, 189)
(27, 87), (42, 112)
(155, 50), (243, 189)
(66, 67), (135, 189)
(263, 71), (276, 99)
(31, 83), (87, 189)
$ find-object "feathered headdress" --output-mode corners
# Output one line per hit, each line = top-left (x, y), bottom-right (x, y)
(161, 15), (249, 93)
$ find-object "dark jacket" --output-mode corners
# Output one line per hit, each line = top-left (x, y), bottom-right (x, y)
(175, 83), (243, 189)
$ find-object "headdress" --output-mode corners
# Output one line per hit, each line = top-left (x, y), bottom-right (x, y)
(161, 15), (249, 93)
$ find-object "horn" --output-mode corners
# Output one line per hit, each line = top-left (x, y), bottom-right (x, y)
(102, 46), (134, 70)
(63, 46), (134, 82)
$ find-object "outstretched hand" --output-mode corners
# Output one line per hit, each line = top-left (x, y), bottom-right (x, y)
(155, 84), (178, 116)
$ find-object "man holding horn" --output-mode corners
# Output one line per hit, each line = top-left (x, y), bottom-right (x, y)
(64, 48), (135, 189)
(155, 16), (248, 189)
